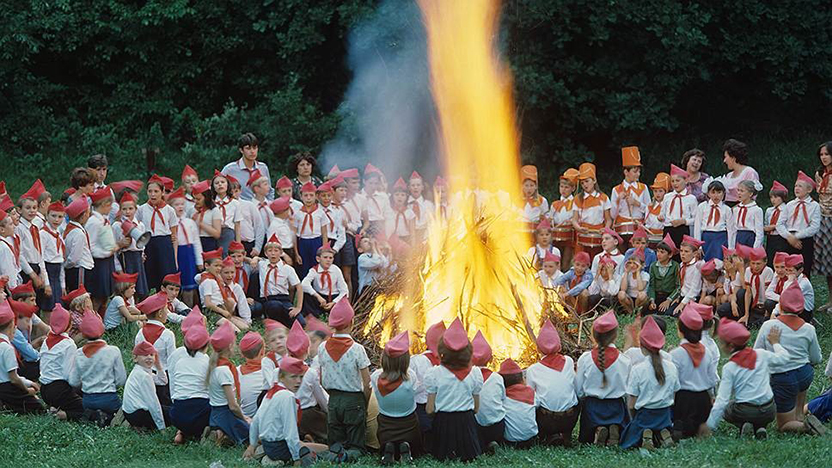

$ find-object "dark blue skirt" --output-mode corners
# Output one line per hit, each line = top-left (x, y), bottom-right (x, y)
(144, 235), (176, 292)
(170, 397), (211, 438)
(177, 244), (198, 291)
(210, 405), (250, 445)
(44, 262), (62, 310)
(119, 250), (149, 296)
(88, 256), (115, 299)
(200, 236), (218, 253)
(735, 229), (756, 248)
(808, 389), (832, 422)
(262, 440), (293, 462)
(701, 230), (727, 261)
(578, 396), (628, 443)
(82, 392), (121, 415)
(619, 406), (672, 449)
(297, 236), (323, 279)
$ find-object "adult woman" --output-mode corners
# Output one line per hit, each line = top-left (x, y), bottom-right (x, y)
(814, 141), (832, 311)
(290, 151), (323, 199)
(682, 148), (709, 203)
(720, 139), (759, 206)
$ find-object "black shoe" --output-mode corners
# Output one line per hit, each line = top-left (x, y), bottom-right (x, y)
(381, 442), (395, 465)
(486, 441), (499, 455)
(329, 442), (348, 464)
(755, 427), (767, 440)
(399, 442), (412, 463)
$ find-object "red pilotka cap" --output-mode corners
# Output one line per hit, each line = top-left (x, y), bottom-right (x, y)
(536, 319), (562, 355)
(385, 331), (410, 358)
(471, 331), (491, 366)
(286, 320), (310, 358)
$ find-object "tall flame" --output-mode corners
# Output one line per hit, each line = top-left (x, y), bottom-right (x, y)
(364, 0), (564, 364)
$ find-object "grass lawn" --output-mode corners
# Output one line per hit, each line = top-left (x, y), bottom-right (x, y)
(1, 277), (831, 467)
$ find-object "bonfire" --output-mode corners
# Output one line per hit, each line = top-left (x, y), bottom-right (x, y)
(353, 0), (597, 366)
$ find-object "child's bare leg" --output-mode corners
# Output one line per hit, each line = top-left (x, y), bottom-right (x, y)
(181, 289), (197, 308)
(617, 292), (633, 313)
(776, 405), (805, 433)
(342, 265), (353, 297)
(302, 442), (329, 454)
(635, 293), (649, 310)
(229, 316), (249, 332)
(795, 391), (808, 422)
(701, 296), (714, 306)
(577, 291), (589, 314)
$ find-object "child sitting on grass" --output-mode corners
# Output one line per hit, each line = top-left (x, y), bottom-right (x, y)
(617, 249), (649, 314)
(123, 341), (168, 431)
(103, 273), (144, 331)
(499, 359), (539, 449)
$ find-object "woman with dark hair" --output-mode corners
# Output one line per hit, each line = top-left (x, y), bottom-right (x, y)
(682, 149), (709, 203)
(813, 141), (832, 311)
(720, 139), (760, 206)
(290, 151), (323, 199)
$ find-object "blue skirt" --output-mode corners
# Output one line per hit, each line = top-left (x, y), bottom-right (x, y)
(210, 405), (250, 445)
(44, 262), (62, 310)
(144, 235), (176, 292)
(200, 236), (218, 253)
(297, 236), (323, 279)
(218, 227), (235, 258)
(177, 244), (198, 291)
(619, 407), (672, 449)
(808, 389), (832, 422)
(170, 397), (211, 438)
(88, 256), (115, 299)
(701, 231), (728, 261)
(735, 229), (756, 248)
(119, 250), (149, 296)
(578, 397), (628, 443)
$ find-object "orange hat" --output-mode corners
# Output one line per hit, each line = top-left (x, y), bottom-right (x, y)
(80, 310), (104, 339)
(228, 241), (245, 252)
(50, 304), (71, 334)
(442, 318), (469, 352)
(137, 292), (168, 314)
(192, 180), (211, 194)
(47, 201), (65, 213)
(520, 165), (538, 183)
(10, 281), (34, 296)
(498, 358), (522, 375)
(202, 248), (223, 262)
(240, 331), (264, 353)
(163, 272), (181, 285)
(286, 320), (310, 358)
(471, 331), (491, 366)
(270, 197), (291, 214)
(9, 299), (37, 318)
(717, 318), (750, 346)
(560, 168), (579, 185)
(621, 146), (642, 167)
(651, 172), (670, 191)
(210, 321), (235, 351)
(65, 197), (90, 219)
(578, 163), (596, 180)
(279, 356), (309, 374)
(276, 176), (293, 190)
(385, 331), (411, 358)
(133, 341), (157, 356)
(62, 285), (88, 304)
(425, 321), (446, 354)
(328, 298), (355, 329)
(182, 164), (198, 181)
(185, 324), (210, 350)
(112, 272), (139, 284)
(0, 302), (12, 326)
(639, 316), (665, 351)
(593, 310), (618, 333)
(536, 319), (561, 355)
(89, 186), (112, 204)
(246, 169), (265, 187)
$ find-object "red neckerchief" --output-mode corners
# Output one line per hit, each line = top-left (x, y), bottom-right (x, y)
(317, 265), (332, 300)
(265, 383), (303, 420)
(570, 272), (584, 289)
(707, 203), (721, 226)
(46, 332), (68, 349)
(748, 269), (762, 305)
(334, 200), (352, 225)
(774, 276), (787, 294)
(235, 267), (249, 292)
(540, 353), (566, 371)
(737, 204), (749, 227)
(591, 346), (620, 370)
(729, 348), (757, 370)
(680, 260), (695, 285)
(408, 198), (421, 219)
(194, 206), (207, 227)
(266, 351), (280, 366)
(393, 206), (408, 234)
(178, 218), (190, 245)
(377, 376), (404, 396)
(444, 364), (472, 381)
(325, 336), (354, 362)
(264, 262), (281, 295)
(681, 342), (705, 368)
(424, 351), (440, 366)
(203, 273), (229, 301)
(240, 359), (262, 375)
(215, 197), (230, 223)
(148, 199), (168, 231)
(300, 203), (318, 235)
(669, 192), (684, 219)
(142, 322), (165, 344)
(82, 340), (107, 358)
(770, 206), (781, 226)
(63, 223), (90, 252)
(791, 199), (810, 225)
(44, 226), (64, 255)
(27, 221), (41, 254)
(322, 205), (335, 231)
(0, 237), (19, 268)
(257, 199), (270, 218)
(218, 357), (241, 400)
(505, 383), (535, 405)
(777, 313), (805, 331)
(480, 367), (493, 381)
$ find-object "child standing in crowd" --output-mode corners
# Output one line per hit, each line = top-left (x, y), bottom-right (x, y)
(268, 197), (297, 265)
(647, 235), (679, 315)
(472, 332), (505, 453)
(318, 181), (346, 258)
(248, 169), (274, 243)
(731, 180), (764, 248)
(526, 320), (579, 446)
(168, 188), (202, 306)
(363, 164), (390, 236)
(407, 171), (433, 243)
(549, 168), (578, 268)
(644, 172), (669, 248)
(137, 175), (178, 292)
(611, 146), (650, 247)
(765, 181), (789, 266)
(387, 178), (416, 243)
(114, 192), (149, 298)
(662, 165), (697, 259)
(40, 201), (66, 310)
(16, 186), (50, 310)
(212, 172), (242, 256)
(521, 165), (549, 226)
(63, 197), (93, 292)
(295, 182), (329, 279)
(193, 180), (222, 253)
(87, 187), (120, 313)
(776, 171), (821, 278)
(694, 179), (733, 261)
(572, 163), (611, 259)
(181, 165), (199, 214)
(426, 318), (483, 462)
(232, 178), (264, 256)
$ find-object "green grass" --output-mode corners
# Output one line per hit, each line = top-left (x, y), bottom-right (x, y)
(1, 279), (831, 467)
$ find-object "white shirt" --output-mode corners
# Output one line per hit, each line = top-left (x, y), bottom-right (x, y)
(408, 196), (435, 230)
(168, 348), (210, 401)
(214, 197), (243, 230)
(249, 387), (302, 460)
(679, 259), (702, 304)
(621, 270), (650, 298)
(591, 250), (625, 276)
(322, 204), (346, 252)
(730, 201), (764, 248)
(575, 346), (630, 399)
(538, 270), (563, 289)
(694, 201), (735, 241)
(610, 181), (651, 221)
(257, 259), (300, 297)
(385, 205), (416, 238)
(776, 196), (821, 239)
(744, 266), (773, 306)
(588, 273), (620, 297)
(669, 341), (719, 392)
(765, 205), (784, 234)
(195, 207), (221, 238)
(574, 191), (611, 226)
(474, 371), (506, 426)
(425, 365), (484, 412)
(707, 345), (788, 429)
(0, 238), (23, 288)
(754, 317), (823, 374)
(302, 264), (349, 303)
(40, 224), (65, 264)
(86, 210), (117, 259)
(267, 217), (295, 249)
(123, 366), (166, 430)
(238, 364), (264, 418)
(526, 357), (578, 412)
(136, 202), (177, 236)
(104, 295), (130, 330)
(297, 363), (328, 410)
(38, 335), (77, 384)
(721, 166), (760, 203)
(549, 195), (575, 226)
(16, 217), (45, 268)
(199, 275), (228, 308)
(409, 353), (434, 404)
(229, 282), (252, 323)
(261, 353), (281, 390)
(627, 355), (680, 410)
(63, 222), (94, 270)
(68, 342), (127, 394)
(527, 244), (561, 266)
(317, 335), (370, 392)
(371, 369), (419, 418)
(208, 365), (236, 407)
(176, 216), (202, 262)
(237, 198), (264, 252)
(0, 335), (18, 384)
(503, 387), (539, 442)
(661, 189), (697, 227)
(365, 192), (391, 222)
(342, 194), (367, 233)
(134, 321), (176, 386)
(293, 204), (328, 239)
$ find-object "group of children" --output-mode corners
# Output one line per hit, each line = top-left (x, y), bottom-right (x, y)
(0, 138), (831, 464)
